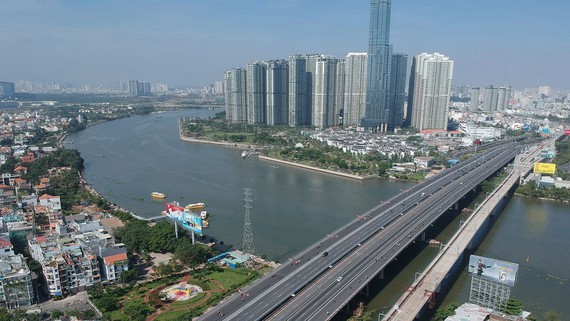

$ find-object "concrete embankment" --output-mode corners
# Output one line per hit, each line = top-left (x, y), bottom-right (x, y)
(258, 155), (377, 181)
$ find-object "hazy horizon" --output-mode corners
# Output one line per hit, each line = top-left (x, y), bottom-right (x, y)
(1, 0), (569, 90)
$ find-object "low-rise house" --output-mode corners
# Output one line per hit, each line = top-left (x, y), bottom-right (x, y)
(0, 235), (33, 309)
(0, 254), (34, 309)
(100, 246), (128, 283)
(39, 194), (61, 212)
(0, 185), (15, 198)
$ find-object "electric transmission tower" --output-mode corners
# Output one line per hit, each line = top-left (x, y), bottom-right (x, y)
(242, 188), (256, 255)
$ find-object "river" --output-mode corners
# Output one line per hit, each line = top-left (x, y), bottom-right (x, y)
(66, 110), (569, 319)
(66, 110), (413, 262)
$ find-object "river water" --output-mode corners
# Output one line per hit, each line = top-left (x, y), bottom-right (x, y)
(66, 110), (413, 262)
(66, 110), (569, 319)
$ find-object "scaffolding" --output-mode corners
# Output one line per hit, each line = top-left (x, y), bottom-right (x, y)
(469, 274), (511, 310)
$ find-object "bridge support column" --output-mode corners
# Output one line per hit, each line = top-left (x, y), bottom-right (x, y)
(454, 202), (459, 210)
(378, 269), (384, 280)
(420, 231), (426, 242)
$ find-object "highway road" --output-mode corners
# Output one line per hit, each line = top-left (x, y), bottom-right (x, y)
(198, 144), (524, 321)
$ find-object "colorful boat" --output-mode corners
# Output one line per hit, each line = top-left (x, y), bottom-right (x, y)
(185, 202), (205, 210)
(151, 192), (166, 199)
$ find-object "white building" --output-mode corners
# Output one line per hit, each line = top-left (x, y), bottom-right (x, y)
(344, 53), (368, 127)
(39, 194), (61, 212)
(410, 53), (454, 131)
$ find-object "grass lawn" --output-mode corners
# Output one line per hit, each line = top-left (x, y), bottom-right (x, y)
(108, 310), (129, 321)
(154, 310), (189, 321)
(208, 268), (257, 289)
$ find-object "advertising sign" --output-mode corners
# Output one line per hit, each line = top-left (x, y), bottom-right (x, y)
(164, 203), (203, 235)
(533, 162), (556, 175)
(468, 255), (518, 287)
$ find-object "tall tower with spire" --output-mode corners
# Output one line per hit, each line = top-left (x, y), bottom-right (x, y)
(364, 0), (393, 132)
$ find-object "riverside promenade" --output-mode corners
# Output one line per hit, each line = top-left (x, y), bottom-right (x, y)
(382, 142), (547, 321)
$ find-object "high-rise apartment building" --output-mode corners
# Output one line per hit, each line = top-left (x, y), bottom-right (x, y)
(503, 85), (511, 110)
(364, 0), (393, 131)
(496, 87), (507, 112)
(266, 60), (289, 126)
(224, 68), (247, 122)
(246, 62), (267, 124)
(344, 53), (368, 127)
(313, 56), (345, 129)
(482, 84), (511, 111)
(482, 85), (495, 111)
(409, 53), (454, 131)
(288, 54), (322, 127)
(0, 82), (15, 97)
(388, 53), (407, 128)
(128, 80), (152, 96)
(538, 85), (550, 96)
(470, 87), (480, 110)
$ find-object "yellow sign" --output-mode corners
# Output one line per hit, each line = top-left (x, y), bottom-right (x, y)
(533, 163), (556, 175)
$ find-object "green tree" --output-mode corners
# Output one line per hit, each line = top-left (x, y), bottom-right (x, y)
(124, 300), (153, 321)
(113, 220), (152, 254)
(433, 302), (459, 321)
(51, 309), (64, 319)
(120, 268), (138, 283)
(0, 308), (10, 321)
(174, 242), (215, 267)
(148, 221), (182, 253)
(92, 293), (120, 312)
(500, 297), (523, 316)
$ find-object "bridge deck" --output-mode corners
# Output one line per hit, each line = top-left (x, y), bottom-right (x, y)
(382, 142), (550, 321)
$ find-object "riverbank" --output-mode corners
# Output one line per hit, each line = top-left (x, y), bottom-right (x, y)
(258, 155), (377, 180)
(178, 122), (378, 181)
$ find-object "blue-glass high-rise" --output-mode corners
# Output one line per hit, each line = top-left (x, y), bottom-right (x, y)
(364, 0), (393, 131)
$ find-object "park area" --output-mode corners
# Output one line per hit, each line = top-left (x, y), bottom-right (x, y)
(89, 266), (263, 321)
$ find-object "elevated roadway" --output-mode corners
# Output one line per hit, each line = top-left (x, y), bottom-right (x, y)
(382, 136), (556, 321)
(198, 143), (527, 321)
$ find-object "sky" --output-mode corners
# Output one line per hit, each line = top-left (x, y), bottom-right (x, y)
(1, 0), (569, 90)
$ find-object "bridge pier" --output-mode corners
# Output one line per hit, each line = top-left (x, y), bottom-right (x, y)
(378, 269), (384, 280)
(420, 232), (426, 242)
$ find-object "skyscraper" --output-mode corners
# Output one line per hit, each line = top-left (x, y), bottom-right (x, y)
(496, 87), (507, 112)
(0, 82), (15, 97)
(469, 87), (480, 110)
(128, 80), (152, 96)
(409, 53), (454, 131)
(483, 85), (499, 111)
(388, 53), (407, 128)
(313, 56), (344, 129)
(288, 54), (321, 127)
(224, 68), (247, 122)
(246, 62), (267, 124)
(266, 60), (289, 126)
(364, 0), (393, 131)
(344, 53), (368, 128)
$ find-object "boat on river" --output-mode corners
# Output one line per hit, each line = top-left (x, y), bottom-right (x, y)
(185, 202), (205, 210)
(151, 192), (166, 199)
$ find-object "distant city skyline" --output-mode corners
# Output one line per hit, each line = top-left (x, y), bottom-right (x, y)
(1, 0), (569, 89)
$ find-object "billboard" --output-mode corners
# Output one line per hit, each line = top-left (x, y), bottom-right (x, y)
(468, 255), (518, 287)
(533, 162), (556, 175)
(164, 203), (203, 235)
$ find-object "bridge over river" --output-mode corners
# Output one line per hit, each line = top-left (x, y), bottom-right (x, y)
(198, 138), (548, 321)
